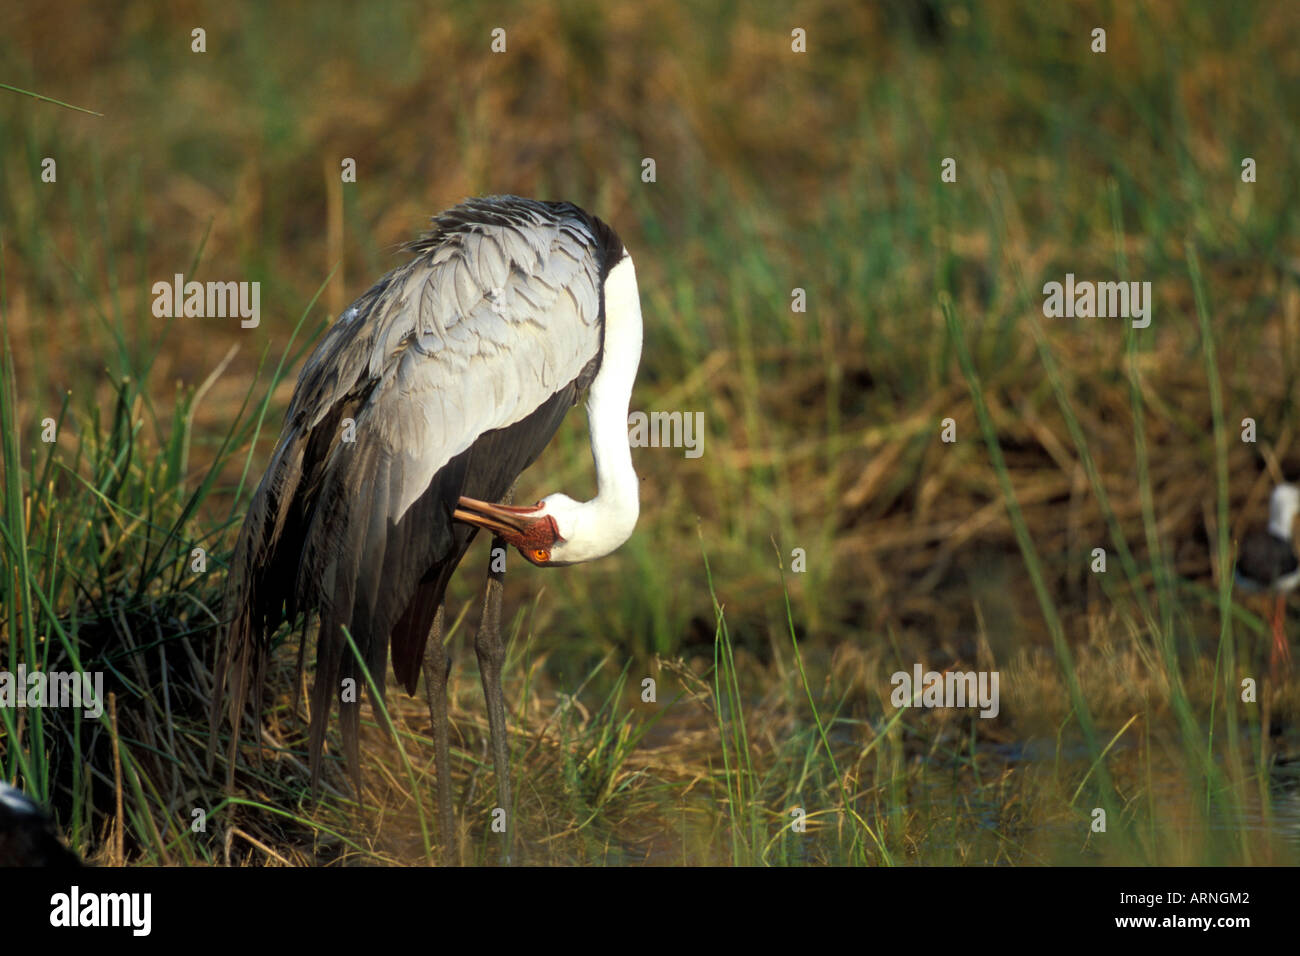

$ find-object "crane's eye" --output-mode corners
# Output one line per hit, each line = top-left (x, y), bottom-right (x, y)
(533, 549), (549, 563)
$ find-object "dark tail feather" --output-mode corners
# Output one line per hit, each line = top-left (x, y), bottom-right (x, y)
(390, 580), (443, 696)
(388, 454), (476, 692)
(306, 527), (364, 789)
(307, 613), (339, 792)
(208, 515), (261, 786)
(209, 431), (305, 787)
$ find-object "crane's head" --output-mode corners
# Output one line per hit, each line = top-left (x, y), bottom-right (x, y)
(453, 492), (637, 567)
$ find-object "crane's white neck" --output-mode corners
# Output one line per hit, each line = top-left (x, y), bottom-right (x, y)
(542, 254), (643, 564)
(1269, 483), (1300, 540)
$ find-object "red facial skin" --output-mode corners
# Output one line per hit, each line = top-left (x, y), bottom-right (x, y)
(451, 498), (563, 566)
(505, 512), (562, 566)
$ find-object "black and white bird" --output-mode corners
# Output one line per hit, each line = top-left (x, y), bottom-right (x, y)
(0, 783), (81, 867)
(211, 196), (643, 855)
(1235, 481), (1299, 678)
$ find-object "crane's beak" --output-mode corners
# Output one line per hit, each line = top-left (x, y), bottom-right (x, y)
(453, 496), (542, 538)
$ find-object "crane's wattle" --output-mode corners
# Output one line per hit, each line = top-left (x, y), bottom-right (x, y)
(452, 496), (561, 564)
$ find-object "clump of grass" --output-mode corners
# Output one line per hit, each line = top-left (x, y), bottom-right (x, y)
(0, 238), (335, 861)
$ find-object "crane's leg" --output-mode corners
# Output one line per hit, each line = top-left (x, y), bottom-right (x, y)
(476, 488), (515, 859)
(421, 603), (457, 862)
(1269, 592), (1291, 680)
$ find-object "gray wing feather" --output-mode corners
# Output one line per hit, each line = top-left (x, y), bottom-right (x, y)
(298, 204), (605, 530)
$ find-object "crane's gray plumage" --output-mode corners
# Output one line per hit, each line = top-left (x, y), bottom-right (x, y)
(211, 196), (627, 790)
(292, 197), (607, 485)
